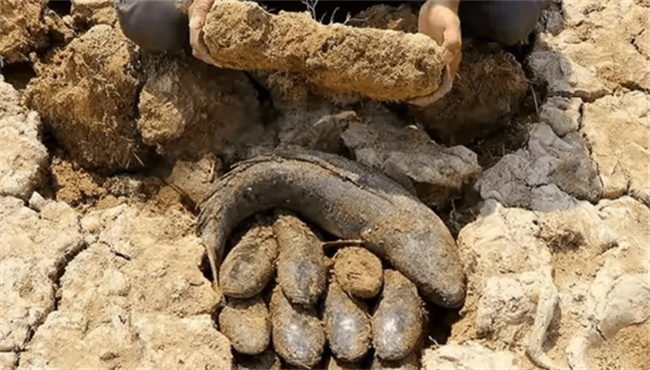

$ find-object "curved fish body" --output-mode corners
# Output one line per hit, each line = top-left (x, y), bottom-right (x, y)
(198, 151), (466, 308)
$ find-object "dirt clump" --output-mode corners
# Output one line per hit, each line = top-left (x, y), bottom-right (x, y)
(530, 123), (602, 202)
(333, 247), (383, 299)
(51, 157), (107, 206)
(475, 108), (601, 211)
(0, 76), (48, 200)
(540, 96), (581, 137)
(48, 156), (199, 211)
(581, 91), (649, 206)
(165, 153), (222, 206)
(336, 4), (529, 146)
(341, 105), (481, 208)
(138, 52), (264, 162)
(21, 21), (264, 172)
(71, 0), (118, 28)
(24, 25), (141, 171)
(0, 0), (73, 64)
(410, 46), (528, 145)
(202, 0), (445, 101)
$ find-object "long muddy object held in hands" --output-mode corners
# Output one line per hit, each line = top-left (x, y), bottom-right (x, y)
(201, 0), (446, 101)
(198, 151), (466, 308)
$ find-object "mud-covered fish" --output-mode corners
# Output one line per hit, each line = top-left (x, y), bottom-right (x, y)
(198, 151), (466, 308)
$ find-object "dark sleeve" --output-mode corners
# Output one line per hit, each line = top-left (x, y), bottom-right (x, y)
(114, 0), (190, 52)
(458, 0), (547, 45)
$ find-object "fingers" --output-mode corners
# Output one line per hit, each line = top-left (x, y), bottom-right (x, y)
(188, 0), (219, 66)
(448, 50), (462, 78)
(406, 65), (455, 107)
(417, 2), (462, 66)
(441, 26), (461, 65)
(188, 0), (214, 21)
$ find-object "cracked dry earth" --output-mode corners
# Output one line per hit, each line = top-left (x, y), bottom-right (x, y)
(1, 0), (649, 369)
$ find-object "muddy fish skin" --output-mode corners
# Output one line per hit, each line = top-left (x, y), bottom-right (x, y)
(198, 151), (466, 308)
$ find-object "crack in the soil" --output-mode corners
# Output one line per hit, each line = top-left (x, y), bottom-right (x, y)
(576, 100), (585, 132)
(629, 28), (649, 62)
(619, 81), (650, 94)
(52, 241), (89, 312)
(574, 96), (606, 199)
(549, 90), (608, 104)
(595, 325), (608, 342)
(110, 248), (132, 261)
(15, 239), (89, 369)
(0, 351), (20, 370)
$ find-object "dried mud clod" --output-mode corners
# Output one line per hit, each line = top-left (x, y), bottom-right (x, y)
(341, 105), (482, 208)
(21, 21), (263, 173)
(409, 47), (529, 145)
(138, 52), (264, 162)
(0, 76), (48, 200)
(202, 0), (446, 101)
(50, 157), (107, 206)
(24, 25), (141, 171)
(333, 246), (383, 299)
(71, 0), (119, 29)
(0, 0), (73, 64)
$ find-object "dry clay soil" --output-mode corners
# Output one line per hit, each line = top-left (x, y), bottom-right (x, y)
(1, 0), (649, 369)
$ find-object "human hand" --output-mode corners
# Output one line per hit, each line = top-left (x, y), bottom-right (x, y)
(418, 0), (462, 68)
(188, 0), (219, 66)
(406, 65), (456, 107)
(408, 0), (462, 106)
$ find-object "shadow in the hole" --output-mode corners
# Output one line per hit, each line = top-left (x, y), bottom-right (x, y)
(48, 0), (72, 16)
(0, 62), (36, 91)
